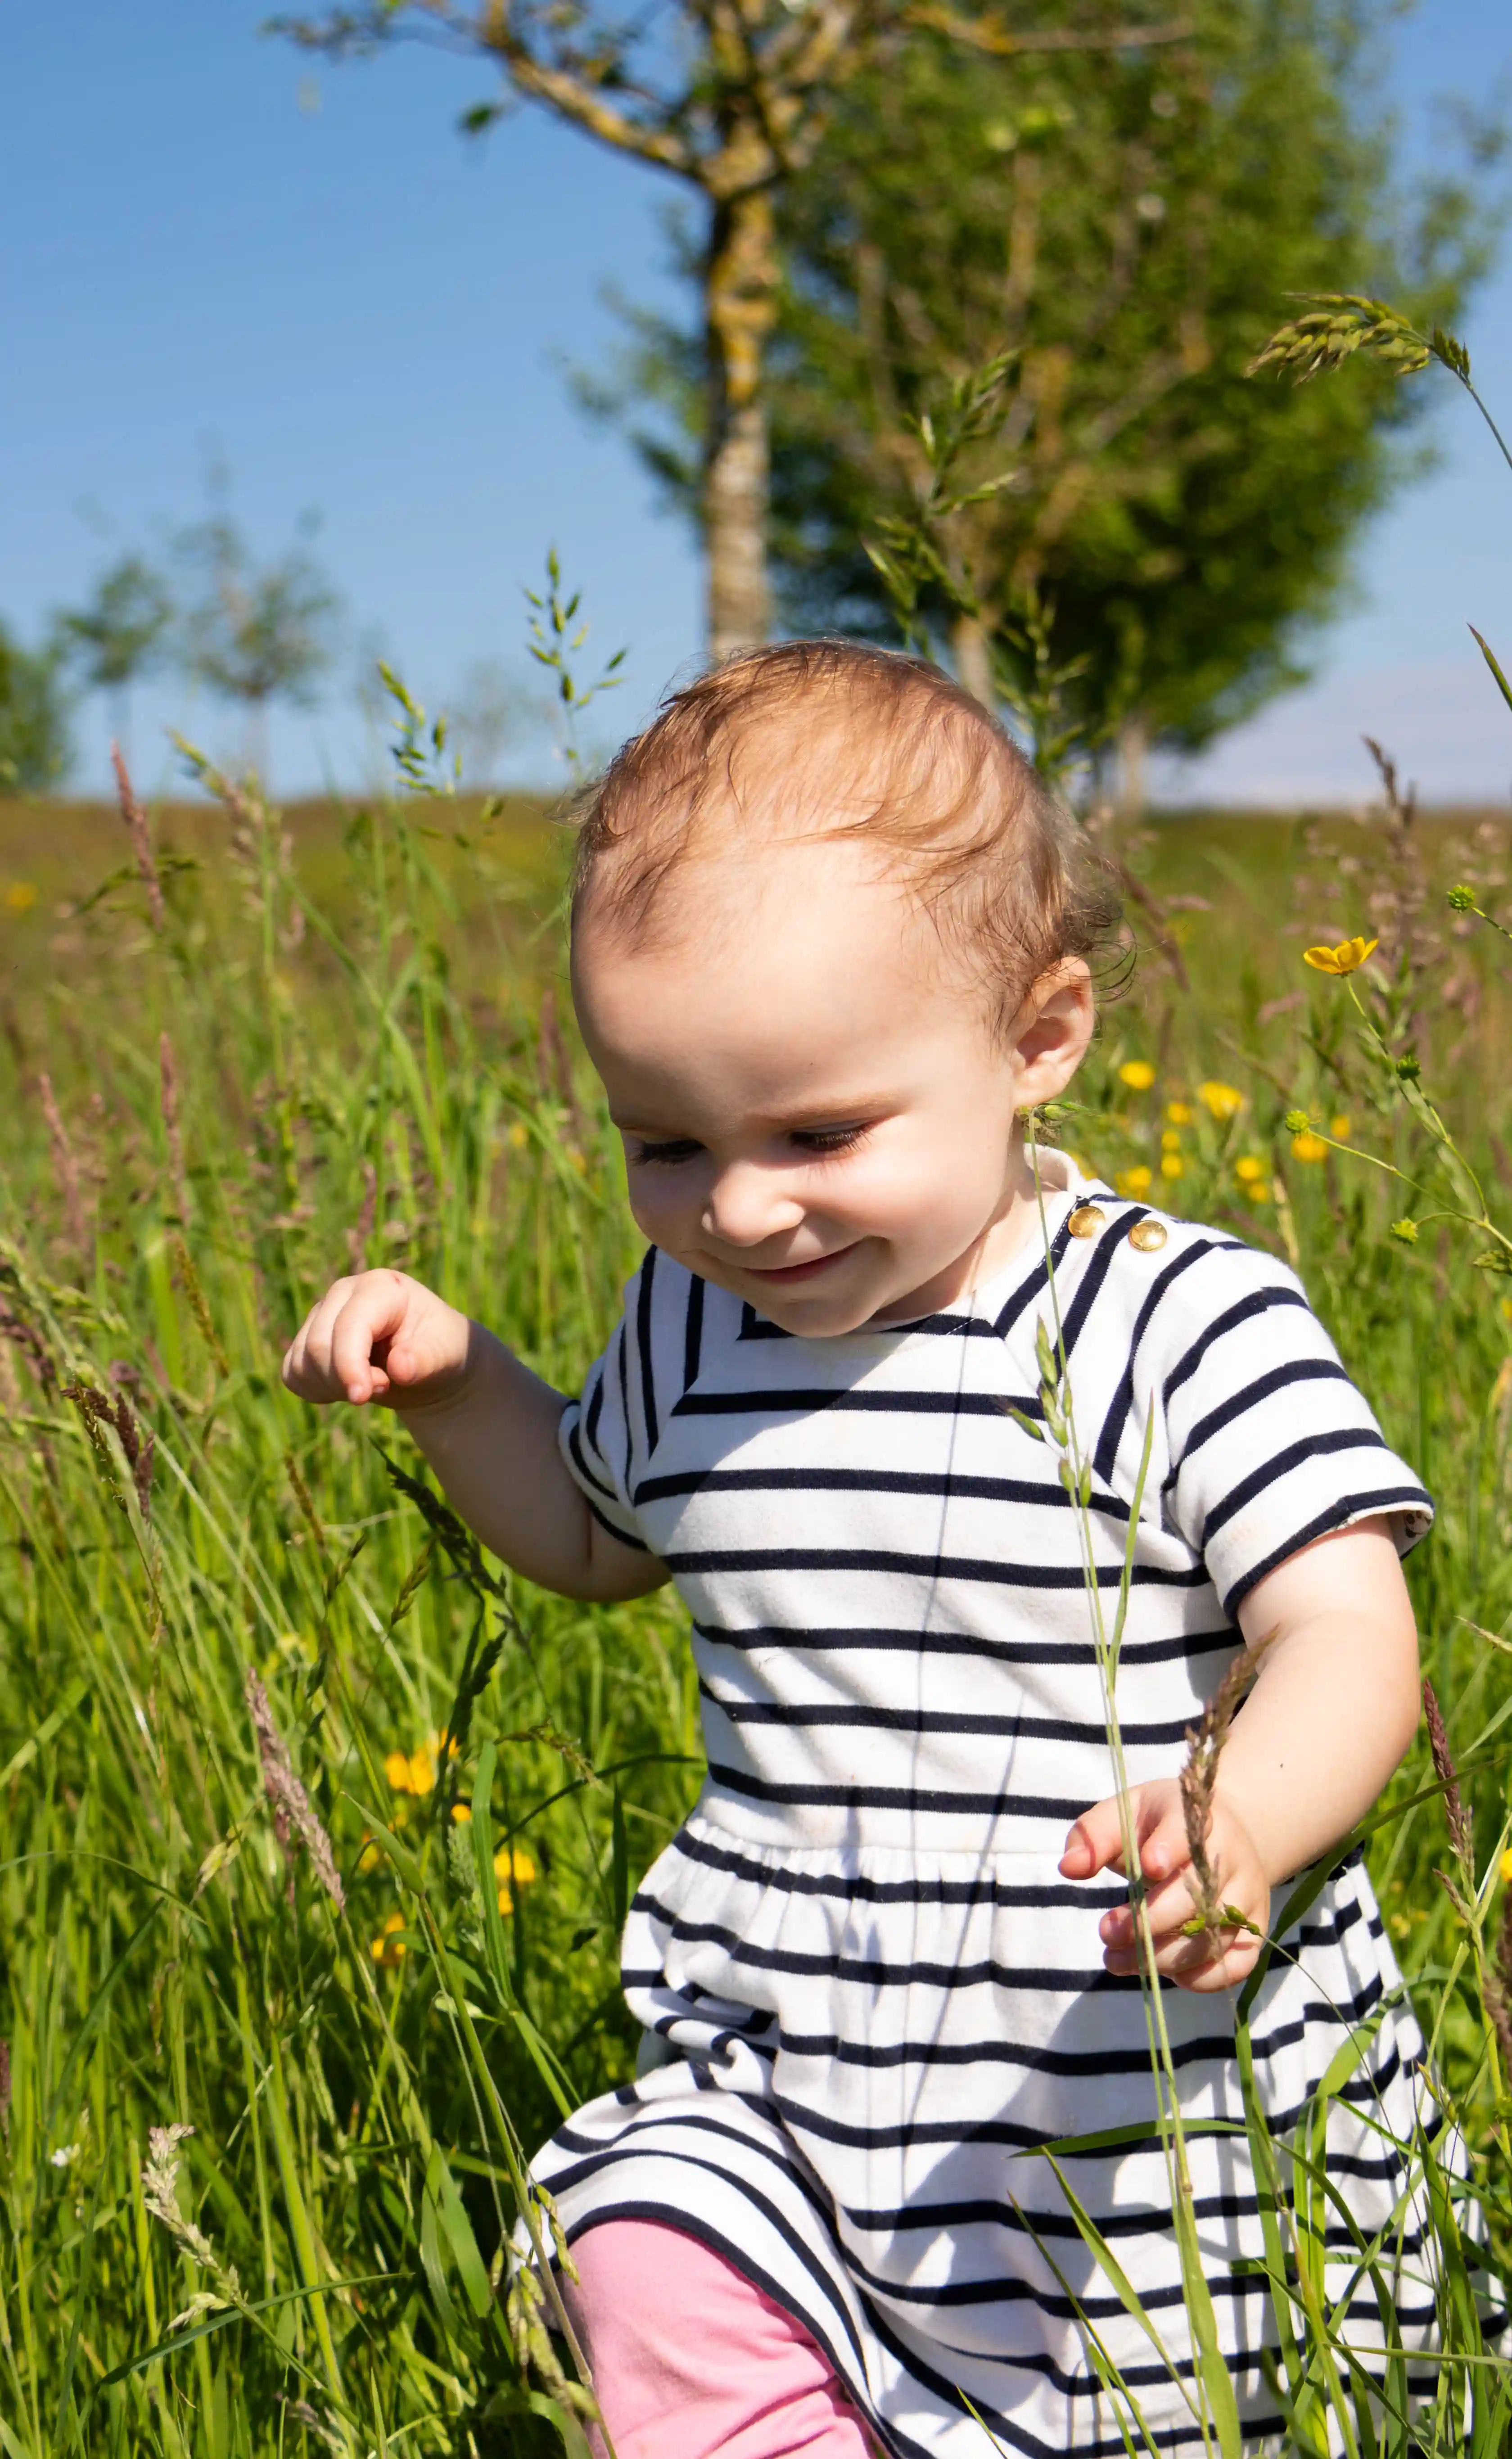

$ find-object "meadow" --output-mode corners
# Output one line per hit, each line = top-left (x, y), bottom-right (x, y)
(0, 739), (1509, 2455)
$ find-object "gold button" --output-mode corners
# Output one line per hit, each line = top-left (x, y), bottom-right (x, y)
(1128, 1217), (1168, 1253)
(1066, 1203), (1106, 1239)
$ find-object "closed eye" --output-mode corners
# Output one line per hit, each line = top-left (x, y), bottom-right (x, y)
(627, 1123), (873, 1167)
(791, 1124), (871, 1156)
(629, 1137), (703, 1168)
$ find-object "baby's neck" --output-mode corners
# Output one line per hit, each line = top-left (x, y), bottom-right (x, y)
(867, 1142), (1066, 1325)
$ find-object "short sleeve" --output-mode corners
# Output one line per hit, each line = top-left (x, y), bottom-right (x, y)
(558, 1246), (694, 1554)
(558, 1316), (649, 1551)
(1157, 1244), (1433, 1616)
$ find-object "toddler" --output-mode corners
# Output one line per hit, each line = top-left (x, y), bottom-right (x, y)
(286, 643), (1436, 2458)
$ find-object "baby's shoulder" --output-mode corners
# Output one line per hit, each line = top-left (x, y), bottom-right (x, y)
(1068, 1195), (1318, 1375)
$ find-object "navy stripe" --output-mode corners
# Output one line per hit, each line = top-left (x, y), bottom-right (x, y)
(695, 1620), (1239, 1669)
(682, 1268), (704, 1397)
(636, 1243), (659, 1453)
(1092, 1237), (1221, 1479)
(634, 1464), (1130, 1515)
(698, 1683), (1196, 1749)
(667, 1546), (1208, 1589)
(1168, 1356), (1353, 1483)
(673, 1385), (1044, 1420)
(1199, 1425), (1388, 1548)
(1163, 1281), (1311, 1409)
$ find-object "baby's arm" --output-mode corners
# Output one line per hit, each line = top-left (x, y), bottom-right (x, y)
(282, 1271), (668, 1603)
(1060, 1517), (1420, 1992)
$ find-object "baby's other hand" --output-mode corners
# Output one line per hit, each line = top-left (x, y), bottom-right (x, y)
(282, 1270), (473, 1411)
(1059, 1778), (1271, 1994)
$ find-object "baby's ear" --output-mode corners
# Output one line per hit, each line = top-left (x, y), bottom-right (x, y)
(1011, 961), (1095, 1101)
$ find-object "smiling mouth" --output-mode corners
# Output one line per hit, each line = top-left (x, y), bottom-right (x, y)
(739, 1244), (860, 1284)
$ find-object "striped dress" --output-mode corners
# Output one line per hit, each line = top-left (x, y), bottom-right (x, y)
(534, 1162), (1440, 2457)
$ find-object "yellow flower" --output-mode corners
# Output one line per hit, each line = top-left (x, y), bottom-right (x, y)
(1160, 1153), (1184, 1181)
(1161, 1128), (1182, 1153)
(1243, 1179), (1271, 1205)
(495, 1844), (539, 1916)
(1291, 1131), (1330, 1164)
(1500, 1846), (1512, 1886)
(1165, 1101), (1193, 1126)
(371, 1910), (406, 1968)
(384, 1747), (431, 1796)
(1234, 1155), (1265, 1184)
(4, 881), (38, 915)
(507, 1120), (528, 1150)
(1197, 1081), (1245, 1121)
(357, 1833), (383, 1874)
(451, 1802), (472, 1824)
(384, 1731), (458, 1797)
(1303, 934), (1378, 976)
(1115, 1165), (1153, 1198)
(1117, 1060), (1156, 1092)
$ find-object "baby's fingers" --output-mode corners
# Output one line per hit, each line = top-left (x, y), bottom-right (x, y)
(328, 1280), (406, 1403)
(282, 1275), (406, 1406)
(1059, 1794), (1126, 1878)
(282, 1283), (352, 1402)
(1098, 1862), (1198, 1957)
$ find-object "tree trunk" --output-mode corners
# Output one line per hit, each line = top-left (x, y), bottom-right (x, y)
(705, 184), (776, 661)
(1115, 713), (1148, 818)
(952, 612), (996, 712)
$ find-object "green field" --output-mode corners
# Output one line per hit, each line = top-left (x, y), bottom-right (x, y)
(0, 770), (1508, 2454)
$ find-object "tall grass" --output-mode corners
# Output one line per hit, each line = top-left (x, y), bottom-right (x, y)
(0, 714), (1509, 2450)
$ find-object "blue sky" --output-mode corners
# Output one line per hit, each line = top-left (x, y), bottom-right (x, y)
(4, 0), (1511, 805)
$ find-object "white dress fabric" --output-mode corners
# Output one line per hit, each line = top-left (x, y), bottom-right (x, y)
(533, 1159), (1443, 2458)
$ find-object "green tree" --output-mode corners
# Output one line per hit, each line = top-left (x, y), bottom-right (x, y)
(277, 0), (1192, 659)
(55, 551), (174, 768)
(175, 501), (341, 783)
(0, 622), (72, 793)
(595, 0), (1499, 777)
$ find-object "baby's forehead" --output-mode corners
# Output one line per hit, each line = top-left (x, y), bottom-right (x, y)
(586, 697), (1000, 925)
(579, 825), (929, 972)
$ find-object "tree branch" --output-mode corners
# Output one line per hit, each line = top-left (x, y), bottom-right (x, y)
(903, 11), (1194, 56)
(509, 55), (696, 171)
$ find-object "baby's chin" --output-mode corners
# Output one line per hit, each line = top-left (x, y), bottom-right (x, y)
(724, 1256), (922, 1339)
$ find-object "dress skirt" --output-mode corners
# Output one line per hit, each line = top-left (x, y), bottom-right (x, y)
(532, 1795), (1443, 2459)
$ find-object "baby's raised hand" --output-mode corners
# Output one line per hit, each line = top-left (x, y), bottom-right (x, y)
(1059, 1779), (1271, 1994)
(282, 1270), (473, 1411)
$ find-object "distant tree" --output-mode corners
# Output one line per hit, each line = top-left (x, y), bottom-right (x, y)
(451, 656), (544, 784)
(590, 0), (1501, 779)
(55, 551), (174, 768)
(174, 499), (341, 783)
(276, 0), (1193, 660)
(0, 622), (72, 793)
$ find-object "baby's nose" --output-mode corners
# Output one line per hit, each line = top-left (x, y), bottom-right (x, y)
(701, 1161), (806, 1249)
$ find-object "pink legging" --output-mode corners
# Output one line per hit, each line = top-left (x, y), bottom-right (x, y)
(562, 2220), (879, 2458)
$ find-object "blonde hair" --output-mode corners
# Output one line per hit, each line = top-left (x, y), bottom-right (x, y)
(571, 639), (1121, 1036)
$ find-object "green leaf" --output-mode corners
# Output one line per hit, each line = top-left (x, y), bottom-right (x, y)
(0, 1674), (91, 1790)
(425, 2146), (493, 2319)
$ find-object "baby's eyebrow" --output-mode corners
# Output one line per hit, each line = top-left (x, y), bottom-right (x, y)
(614, 1097), (897, 1137)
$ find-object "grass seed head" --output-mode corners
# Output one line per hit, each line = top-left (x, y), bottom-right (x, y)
(1180, 1633), (1275, 1941)
(1248, 293), (1437, 384)
(243, 1666), (345, 1910)
(111, 742), (166, 933)
(1422, 1676), (1474, 1880)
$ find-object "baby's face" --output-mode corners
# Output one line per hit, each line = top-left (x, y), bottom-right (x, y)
(573, 837), (1092, 1336)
